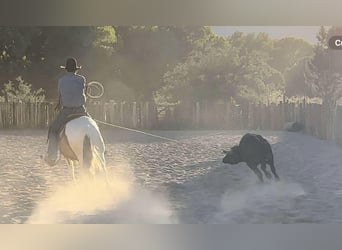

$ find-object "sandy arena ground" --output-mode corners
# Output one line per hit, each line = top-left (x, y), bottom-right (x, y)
(1, 129), (342, 223)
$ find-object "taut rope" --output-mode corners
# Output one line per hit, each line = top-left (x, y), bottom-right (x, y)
(86, 81), (177, 142)
(94, 119), (178, 143)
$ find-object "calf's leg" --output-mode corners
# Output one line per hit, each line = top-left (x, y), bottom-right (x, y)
(269, 159), (280, 180)
(247, 163), (263, 183)
(261, 161), (272, 179)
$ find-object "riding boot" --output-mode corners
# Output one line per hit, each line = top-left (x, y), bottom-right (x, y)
(44, 131), (59, 166)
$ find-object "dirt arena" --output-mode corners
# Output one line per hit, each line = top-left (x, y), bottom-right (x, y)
(2, 129), (342, 223)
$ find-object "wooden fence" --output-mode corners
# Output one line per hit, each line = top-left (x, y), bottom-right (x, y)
(1, 100), (342, 146)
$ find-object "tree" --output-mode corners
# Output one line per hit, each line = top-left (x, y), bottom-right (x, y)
(0, 76), (45, 102)
(0, 27), (41, 84)
(303, 26), (342, 140)
(270, 37), (313, 74)
(0, 26), (117, 100)
(26, 26), (117, 99)
(228, 32), (284, 103)
(156, 36), (237, 104)
(284, 56), (313, 98)
(156, 32), (284, 105)
(304, 26), (342, 107)
(113, 26), (213, 100)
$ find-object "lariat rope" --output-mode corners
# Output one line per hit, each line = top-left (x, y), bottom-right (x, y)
(87, 81), (178, 142)
(94, 119), (178, 143)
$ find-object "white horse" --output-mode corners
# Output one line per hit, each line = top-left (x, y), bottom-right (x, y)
(58, 115), (108, 181)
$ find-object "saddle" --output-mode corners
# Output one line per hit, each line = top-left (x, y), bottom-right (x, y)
(58, 113), (87, 161)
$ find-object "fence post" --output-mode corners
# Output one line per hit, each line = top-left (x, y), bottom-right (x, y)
(132, 102), (137, 128)
(332, 105), (337, 144)
(0, 100), (340, 146)
(195, 102), (200, 128)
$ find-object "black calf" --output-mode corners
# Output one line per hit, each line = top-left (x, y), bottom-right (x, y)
(222, 133), (279, 182)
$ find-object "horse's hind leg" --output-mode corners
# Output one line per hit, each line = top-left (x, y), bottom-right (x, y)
(261, 161), (272, 179)
(99, 153), (110, 185)
(66, 159), (76, 182)
(88, 148), (110, 186)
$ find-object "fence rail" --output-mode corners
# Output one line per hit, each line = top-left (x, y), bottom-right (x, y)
(1, 100), (342, 146)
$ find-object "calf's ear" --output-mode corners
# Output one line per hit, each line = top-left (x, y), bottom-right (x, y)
(222, 150), (228, 154)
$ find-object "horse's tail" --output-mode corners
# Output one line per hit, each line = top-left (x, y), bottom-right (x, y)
(83, 134), (93, 170)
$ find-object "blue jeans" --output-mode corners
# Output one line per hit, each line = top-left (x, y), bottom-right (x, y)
(46, 106), (88, 164)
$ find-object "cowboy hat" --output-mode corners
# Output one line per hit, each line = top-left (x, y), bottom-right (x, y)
(60, 57), (82, 71)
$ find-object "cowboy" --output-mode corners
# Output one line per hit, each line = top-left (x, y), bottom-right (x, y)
(44, 57), (89, 166)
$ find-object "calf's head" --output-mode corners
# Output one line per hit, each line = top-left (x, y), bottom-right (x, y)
(222, 145), (241, 164)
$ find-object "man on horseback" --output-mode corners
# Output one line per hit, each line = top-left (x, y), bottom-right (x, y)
(44, 57), (89, 166)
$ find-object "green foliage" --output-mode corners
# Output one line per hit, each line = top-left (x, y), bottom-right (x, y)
(304, 26), (342, 106)
(270, 37), (313, 73)
(0, 76), (45, 102)
(0, 26), (117, 99)
(0, 26), (327, 105)
(157, 31), (285, 105)
(93, 26), (117, 50)
(285, 57), (313, 97)
(0, 27), (41, 84)
(113, 26), (213, 100)
(156, 37), (236, 104)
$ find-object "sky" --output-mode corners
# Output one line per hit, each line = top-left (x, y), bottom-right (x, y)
(211, 26), (321, 44)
